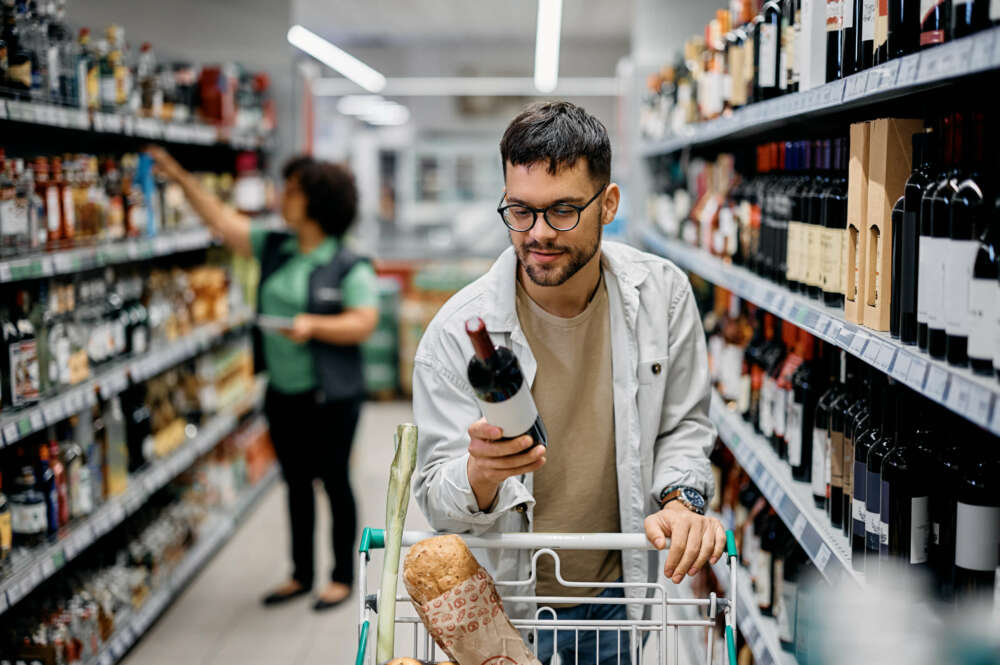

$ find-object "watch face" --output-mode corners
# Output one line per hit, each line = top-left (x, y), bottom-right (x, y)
(682, 487), (706, 510)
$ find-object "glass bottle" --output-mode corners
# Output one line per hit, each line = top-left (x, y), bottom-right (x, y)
(813, 348), (844, 510)
(925, 115), (959, 359)
(10, 464), (46, 548)
(789, 334), (822, 483)
(0, 471), (10, 563)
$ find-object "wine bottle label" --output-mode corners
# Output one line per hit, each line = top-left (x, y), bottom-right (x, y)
(761, 378), (775, 437)
(968, 278), (1000, 360)
(9, 340), (41, 407)
(923, 237), (945, 327)
(944, 239), (979, 336)
(820, 228), (844, 294)
(806, 226), (822, 286)
(862, 0), (877, 40)
(474, 382), (540, 439)
(843, 442), (854, 498)
(738, 374), (752, 415)
(812, 427), (828, 498)
(0, 511), (11, 551)
(759, 24), (778, 88)
(880, 479), (890, 555)
(786, 221), (800, 281)
(826, 0), (844, 30)
(830, 431), (844, 487)
(955, 502), (1000, 571)
(774, 387), (787, 437)
(787, 401), (804, 466)
(778, 580), (798, 643)
(755, 551), (773, 608)
(875, 0), (889, 47)
(910, 496), (930, 564)
(917, 235), (931, 324)
(992, 0), (1000, 20)
(842, 0), (855, 27)
(866, 470), (881, 550)
(853, 482), (867, 539)
(11, 501), (47, 536)
(46, 187), (61, 234)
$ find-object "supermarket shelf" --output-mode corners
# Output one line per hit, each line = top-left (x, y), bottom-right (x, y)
(88, 464), (279, 665)
(0, 99), (271, 149)
(0, 381), (264, 614)
(0, 227), (215, 284)
(0, 307), (253, 449)
(642, 229), (1000, 435)
(709, 391), (862, 588)
(640, 26), (1000, 156)
(713, 559), (798, 665)
(0, 382), (267, 616)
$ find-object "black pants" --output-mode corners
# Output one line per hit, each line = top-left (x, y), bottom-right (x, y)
(264, 387), (362, 588)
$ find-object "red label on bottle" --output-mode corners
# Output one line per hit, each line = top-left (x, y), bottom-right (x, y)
(920, 29), (945, 45)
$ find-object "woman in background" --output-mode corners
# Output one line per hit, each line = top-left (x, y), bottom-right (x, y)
(149, 147), (377, 611)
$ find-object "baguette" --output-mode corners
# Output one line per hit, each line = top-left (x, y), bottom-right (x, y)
(403, 534), (480, 604)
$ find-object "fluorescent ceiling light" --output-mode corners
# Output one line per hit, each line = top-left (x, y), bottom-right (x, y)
(287, 24), (386, 93)
(336, 95), (410, 126)
(337, 95), (389, 115)
(534, 0), (563, 93)
(312, 77), (619, 97)
(363, 105), (410, 126)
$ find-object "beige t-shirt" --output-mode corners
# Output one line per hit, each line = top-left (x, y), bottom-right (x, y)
(515, 274), (621, 602)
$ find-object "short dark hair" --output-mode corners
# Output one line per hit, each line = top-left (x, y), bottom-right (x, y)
(499, 101), (611, 184)
(281, 156), (358, 238)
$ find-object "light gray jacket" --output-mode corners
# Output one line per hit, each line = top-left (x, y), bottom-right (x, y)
(411, 241), (716, 622)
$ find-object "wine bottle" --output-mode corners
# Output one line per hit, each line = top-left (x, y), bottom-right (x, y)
(920, 0), (952, 47)
(821, 138), (848, 309)
(842, 0), (858, 72)
(843, 365), (871, 538)
(902, 131), (933, 345)
(952, 0), (989, 38)
(806, 141), (831, 301)
(775, 323), (805, 460)
(873, 0), (890, 63)
(882, 388), (932, 568)
(953, 450), (1000, 597)
(827, 0), (845, 81)
(968, 214), (998, 375)
(865, 378), (899, 574)
(929, 415), (964, 600)
(888, 0), (920, 57)
(757, 1), (783, 100)
(742, 307), (768, 422)
(466, 317), (548, 447)
(928, 115), (960, 360)
(858, 0), (877, 70)
(777, 543), (808, 652)
(814, 349), (845, 510)
(828, 356), (858, 529)
(889, 196), (906, 339)
(760, 314), (788, 443)
(790, 334), (822, 482)
(852, 372), (885, 569)
(945, 112), (987, 367)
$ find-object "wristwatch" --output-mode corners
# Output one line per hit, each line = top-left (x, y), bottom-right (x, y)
(659, 486), (706, 515)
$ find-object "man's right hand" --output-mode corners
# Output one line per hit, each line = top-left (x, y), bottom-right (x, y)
(145, 145), (187, 181)
(466, 419), (545, 511)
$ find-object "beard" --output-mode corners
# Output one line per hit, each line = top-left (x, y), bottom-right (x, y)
(513, 222), (602, 287)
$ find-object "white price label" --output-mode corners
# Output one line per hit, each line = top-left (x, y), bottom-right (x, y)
(28, 410), (44, 431)
(971, 31), (995, 71)
(827, 320), (844, 342)
(41, 556), (56, 578)
(100, 651), (114, 665)
(814, 543), (832, 572)
(990, 398), (1000, 435)
(844, 72), (868, 100)
(0, 263), (11, 282)
(863, 339), (881, 363)
(907, 357), (928, 387)
(850, 332), (868, 355)
(892, 351), (912, 381)
(876, 344), (896, 371)
(965, 385), (992, 428)
(925, 366), (949, 401)
(792, 513), (808, 540)
(3, 422), (19, 445)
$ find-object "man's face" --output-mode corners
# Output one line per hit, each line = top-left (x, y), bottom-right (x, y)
(503, 160), (613, 287)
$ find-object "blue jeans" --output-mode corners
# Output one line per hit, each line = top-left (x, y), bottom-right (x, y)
(536, 585), (632, 665)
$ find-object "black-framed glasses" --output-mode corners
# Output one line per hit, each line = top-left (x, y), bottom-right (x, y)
(497, 184), (607, 232)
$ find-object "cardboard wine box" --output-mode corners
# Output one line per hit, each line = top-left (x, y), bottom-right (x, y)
(863, 117), (923, 331)
(844, 121), (872, 323)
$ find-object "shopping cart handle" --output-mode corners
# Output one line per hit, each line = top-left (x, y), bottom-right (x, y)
(360, 527), (385, 553)
(725, 530), (738, 560)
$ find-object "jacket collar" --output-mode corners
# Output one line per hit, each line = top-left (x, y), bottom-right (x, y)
(480, 241), (650, 334)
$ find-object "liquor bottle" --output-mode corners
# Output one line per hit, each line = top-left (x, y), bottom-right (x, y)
(756, 1), (783, 101)
(743, 307), (768, 423)
(945, 112), (987, 367)
(760, 314), (788, 444)
(902, 132), (933, 345)
(52, 156), (75, 246)
(929, 416), (964, 599)
(888, 0), (920, 57)
(826, 0), (845, 81)
(781, 0), (799, 92)
(786, 141), (809, 293)
(813, 348), (844, 510)
(2, 1), (32, 99)
(852, 372), (885, 569)
(952, 0), (988, 37)
(873, 0), (890, 63)
(968, 213), (998, 375)
(37, 442), (59, 536)
(865, 377), (899, 573)
(805, 140), (831, 301)
(4, 292), (41, 408)
(920, 0), (952, 47)
(466, 317), (548, 446)
(842, 364), (871, 538)
(828, 355), (858, 529)
(889, 196), (906, 339)
(821, 138), (848, 309)
(103, 395), (129, 496)
(858, 0), (877, 70)
(0, 471), (10, 563)
(953, 449), (1000, 597)
(777, 544), (809, 652)
(3, 158), (32, 255)
(62, 434), (93, 519)
(103, 158), (126, 240)
(757, 511), (784, 616)
(122, 382), (152, 473)
(882, 388), (932, 568)
(9, 464), (46, 548)
(928, 115), (960, 359)
(790, 334), (822, 482)
(773, 321), (803, 459)
(842, 0), (858, 73)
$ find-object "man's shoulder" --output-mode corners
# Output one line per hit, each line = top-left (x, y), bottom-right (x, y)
(414, 272), (496, 365)
(602, 240), (689, 290)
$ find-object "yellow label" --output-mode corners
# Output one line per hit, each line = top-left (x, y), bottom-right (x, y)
(820, 228), (844, 294)
(786, 222), (801, 281)
(805, 225), (822, 286)
(0, 511), (12, 555)
(87, 66), (100, 109)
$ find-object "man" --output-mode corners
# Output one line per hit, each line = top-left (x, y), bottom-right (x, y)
(412, 101), (723, 664)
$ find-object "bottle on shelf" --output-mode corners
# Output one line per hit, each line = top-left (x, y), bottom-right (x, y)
(37, 439), (59, 536)
(843, 363), (871, 539)
(742, 307), (768, 425)
(864, 376), (899, 573)
(842, 0), (858, 74)
(952, 446), (1000, 597)
(967, 200), (998, 376)
(889, 196), (906, 339)
(813, 348), (844, 510)
(920, 0), (952, 48)
(858, 0), (877, 71)
(826, 0), (845, 81)
(926, 115), (959, 359)
(805, 140), (831, 301)
(0, 471), (10, 563)
(790, 333), (823, 483)
(756, 1), (783, 101)
(952, 0), (989, 38)
(929, 413), (965, 600)
(759, 313), (788, 445)
(3, 291), (41, 409)
(888, 0), (920, 58)
(902, 131), (934, 345)
(873, 0), (890, 63)
(774, 322), (805, 460)
(10, 463), (46, 548)
(945, 111), (988, 367)
(852, 371), (885, 570)
(828, 353), (858, 530)
(820, 137), (848, 309)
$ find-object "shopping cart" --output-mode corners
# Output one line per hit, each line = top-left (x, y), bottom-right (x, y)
(354, 527), (739, 665)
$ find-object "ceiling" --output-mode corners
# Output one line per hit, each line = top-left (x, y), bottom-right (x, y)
(292, 0), (633, 48)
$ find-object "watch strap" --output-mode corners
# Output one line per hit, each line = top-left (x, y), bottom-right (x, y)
(659, 485), (706, 514)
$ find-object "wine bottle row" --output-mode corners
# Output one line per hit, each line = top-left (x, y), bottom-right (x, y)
(639, 0), (998, 141)
(649, 111), (1000, 383)
(703, 288), (1000, 602)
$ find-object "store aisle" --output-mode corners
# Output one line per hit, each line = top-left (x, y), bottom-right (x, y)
(123, 401), (429, 665)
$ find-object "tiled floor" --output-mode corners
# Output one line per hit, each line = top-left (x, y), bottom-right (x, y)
(124, 401), (429, 665)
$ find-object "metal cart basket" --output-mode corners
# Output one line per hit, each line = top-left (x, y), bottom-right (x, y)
(355, 528), (739, 665)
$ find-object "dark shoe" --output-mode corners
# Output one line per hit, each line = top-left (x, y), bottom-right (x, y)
(312, 587), (351, 612)
(261, 585), (310, 606)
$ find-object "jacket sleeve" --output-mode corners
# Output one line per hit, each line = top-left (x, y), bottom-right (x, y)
(650, 277), (717, 505)
(411, 354), (535, 535)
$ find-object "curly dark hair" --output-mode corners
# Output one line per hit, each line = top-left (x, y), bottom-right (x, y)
(281, 156), (358, 238)
(500, 101), (611, 184)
